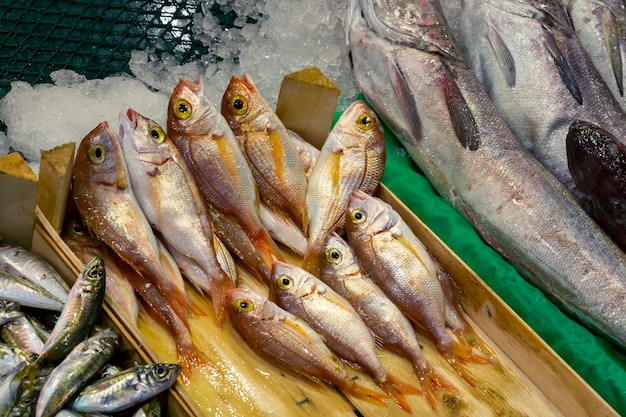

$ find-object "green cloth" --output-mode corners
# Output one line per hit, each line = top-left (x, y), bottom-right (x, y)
(333, 107), (626, 415)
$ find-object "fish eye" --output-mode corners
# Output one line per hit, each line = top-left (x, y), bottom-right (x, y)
(326, 248), (343, 265)
(154, 364), (169, 378)
(87, 144), (106, 165)
(235, 298), (254, 313)
(149, 125), (166, 144)
(276, 275), (293, 290)
(356, 112), (376, 131)
(229, 94), (248, 116)
(173, 99), (192, 120)
(349, 209), (366, 224)
(71, 222), (84, 235)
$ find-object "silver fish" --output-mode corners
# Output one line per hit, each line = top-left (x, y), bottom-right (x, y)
(35, 328), (119, 417)
(37, 256), (106, 364)
(1, 316), (45, 355)
(0, 245), (69, 304)
(67, 364), (181, 414)
(346, 0), (626, 349)
(563, 0), (626, 110)
(455, 0), (626, 196)
(0, 272), (63, 312)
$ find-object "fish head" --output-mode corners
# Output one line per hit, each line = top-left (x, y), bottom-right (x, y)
(333, 100), (385, 150)
(119, 108), (171, 166)
(61, 217), (102, 252)
(226, 285), (277, 324)
(167, 77), (218, 140)
(345, 190), (397, 241)
(73, 121), (129, 191)
(79, 256), (106, 291)
(220, 73), (266, 135)
(147, 363), (182, 388)
(271, 261), (318, 305)
(320, 232), (361, 282)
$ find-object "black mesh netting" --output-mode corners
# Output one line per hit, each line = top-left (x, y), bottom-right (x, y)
(0, 0), (219, 99)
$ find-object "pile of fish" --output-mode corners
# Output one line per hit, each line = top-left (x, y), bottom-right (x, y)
(64, 69), (508, 413)
(0, 244), (179, 416)
(346, 0), (626, 350)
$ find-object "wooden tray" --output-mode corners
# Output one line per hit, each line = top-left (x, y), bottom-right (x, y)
(0, 68), (618, 417)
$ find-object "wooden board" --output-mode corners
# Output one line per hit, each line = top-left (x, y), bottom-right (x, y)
(0, 152), (37, 248)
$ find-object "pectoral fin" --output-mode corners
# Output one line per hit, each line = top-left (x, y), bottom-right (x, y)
(487, 19), (516, 88)
(438, 60), (481, 151)
(389, 60), (423, 143)
(601, 9), (624, 96)
(542, 26), (583, 104)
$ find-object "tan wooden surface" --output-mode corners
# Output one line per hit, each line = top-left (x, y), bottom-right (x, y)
(0, 152), (37, 248)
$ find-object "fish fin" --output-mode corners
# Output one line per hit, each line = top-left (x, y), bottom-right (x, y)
(268, 127), (286, 183)
(437, 60), (481, 150)
(211, 272), (236, 327)
(486, 18), (516, 88)
(372, 333), (385, 350)
(341, 379), (388, 408)
(602, 10), (624, 96)
(301, 247), (322, 278)
(378, 374), (422, 413)
(176, 339), (220, 385)
(389, 61), (423, 142)
(413, 366), (461, 410)
(542, 26), (583, 104)
(442, 340), (491, 387)
(250, 227), (284, 272)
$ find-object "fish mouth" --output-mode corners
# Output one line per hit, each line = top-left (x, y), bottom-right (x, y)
(118, 108), (139, 144)
(177, 77), (202, 93)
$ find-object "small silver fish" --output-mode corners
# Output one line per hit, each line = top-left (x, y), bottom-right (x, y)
(0, 244), (69, 303)
(67, 364), (181, 414)
(0, 271), (64, 312)
(36, 328), (119, 417)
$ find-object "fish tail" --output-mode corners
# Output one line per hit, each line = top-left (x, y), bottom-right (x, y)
(414, 366), (461, 410)
(455, 326), (499, 363)
(176, 339), (220, 385)
(341, 379), (387, 408)
(441, 340), (489, 386)
(210, 273), (235, 326)
(250, 228), (283, 270)
(378, 374), (422, 413)
(300, 246), (321, 277)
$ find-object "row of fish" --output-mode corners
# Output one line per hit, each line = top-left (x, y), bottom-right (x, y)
(346, 0), (626, 350)
(64, 65), (512, 414)
(0, 244), (179, 416)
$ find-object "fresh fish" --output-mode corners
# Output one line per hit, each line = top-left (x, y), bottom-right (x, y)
(72, 121), (194, 325)
(345, 191), (491, 384)
(167, 77), (283, 274)
(0, 303), (22, 327)
(346, 0), (626, 349)
(455, 0), (626, 196)
(221, 74), (309, 230)
(0, 245), (69, 303)
(0, 344), (37, 382)
(259, 202), (308, 257)
(67, 364), (181, 414)
(118, 259), (216, 384)
(225, 285), (386, 407)
(61, 218), (140, 326)
(0, 271), (63, 312)
(119, 108), (234, 325)
(301, 100), (386, 276)
(563, 0), (626, 109)
(206, 202), (271, 284)
(1, 316), (45, 355)
(320, 232), (460, 409)
(566, 120), (626, 251)
(0, 361), (27, 417)
(35, 328), (119, 417)
(288, 129), (320, 177)
(36, 256), (105, 364)
(271, 261), (420, 412)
